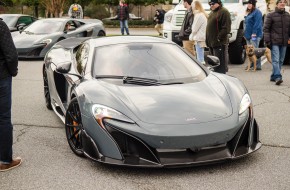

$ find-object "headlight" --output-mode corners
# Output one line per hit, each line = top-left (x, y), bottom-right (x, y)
(239, 93), (251, 115)
(35, 39), (52, 46)
(165, 13), (173, 22)
(92, 104), (134, 128)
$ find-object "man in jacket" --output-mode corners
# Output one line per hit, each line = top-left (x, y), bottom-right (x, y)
(117, 0), (130, 35)
(154, 9), (165, 36)
(0, 19), (21, 172)
(206, 0), (231, 74)
(178, 0), (195, 56)
(263, 0), (290, 85)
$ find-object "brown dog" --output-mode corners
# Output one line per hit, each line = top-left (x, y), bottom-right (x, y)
(245, 45), (271, 71)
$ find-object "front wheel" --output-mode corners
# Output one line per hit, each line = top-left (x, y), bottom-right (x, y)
(65, 97), (85, 157)
(229, 29), (246, 64)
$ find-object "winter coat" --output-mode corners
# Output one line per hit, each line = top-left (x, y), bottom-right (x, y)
(117, 4), (129, 21)
(263, 7), (290, 46)
(189, 10), (207, 43)
(154, 10), (164, 24)
(0, 20), (18, 79)
(244, 8), (263, 40)
(178, 7), (194, 40)
(206, 6), (231, 48)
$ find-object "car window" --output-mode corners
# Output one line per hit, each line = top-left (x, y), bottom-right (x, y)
(93, 43), (206, 82)
(24, 20), (63, 34)
(17, 16), (33, 25)
(75, 43), (89, 74)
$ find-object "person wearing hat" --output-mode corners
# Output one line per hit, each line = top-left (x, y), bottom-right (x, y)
(244, 0), (263, 70)
(263, 0), (290, 85)
(206, 0), (231, 74)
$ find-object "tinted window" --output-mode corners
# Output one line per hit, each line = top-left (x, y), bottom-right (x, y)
(93, 43), (206, 82)
(17, 16), (33, 25)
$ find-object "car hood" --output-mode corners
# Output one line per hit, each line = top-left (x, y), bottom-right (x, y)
(101, 74), (233, 125)
(13, 33), (58, 48)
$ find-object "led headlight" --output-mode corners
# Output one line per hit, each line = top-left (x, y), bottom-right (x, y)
(239, 93), (251, 115)
(92, 104), (134, 128)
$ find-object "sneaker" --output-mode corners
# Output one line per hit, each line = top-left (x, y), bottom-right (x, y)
(275, 78), (283, 85)
(270, 78), (275, 82)
(0, 157), (22, 172)
(256, 68), (262, 70)
(159, 33), (162, 36)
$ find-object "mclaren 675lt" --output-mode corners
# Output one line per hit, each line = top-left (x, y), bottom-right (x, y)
(43, 36), (261, 168)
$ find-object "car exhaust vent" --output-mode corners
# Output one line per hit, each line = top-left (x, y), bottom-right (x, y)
(27, 46), (45, 56)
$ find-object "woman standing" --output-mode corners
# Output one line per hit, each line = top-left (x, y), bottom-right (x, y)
(244, 0), (263, 70)
(189, 0), (208, 64)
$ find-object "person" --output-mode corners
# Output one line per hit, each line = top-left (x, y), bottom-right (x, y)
(117, 0), (130, 35)
(244, 0), (263, 70)
(68, 1), (83, 19)
(178, 0), (195, 56)
(153, 9), (165, 36)
(263, 0), (290, 85)
(206, 0), (231, 74)
(0, 18), (21, 172)
(189, 0), (208, 64)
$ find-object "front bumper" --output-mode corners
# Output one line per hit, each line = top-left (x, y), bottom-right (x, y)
(82, 110), (262, 168)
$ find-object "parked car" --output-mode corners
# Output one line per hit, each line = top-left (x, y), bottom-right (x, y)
(43, 35), (261, 168)
(13, 18), (106, 58)
(102, 13), (143, 21)
(0, 14), (37, 32)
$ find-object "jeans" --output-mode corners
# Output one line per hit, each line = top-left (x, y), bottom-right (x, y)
(120, 20), (129, 35)
(0, 76), (13, 163)
(270, 45), (287, 81)
(195, 42), (205, 63)
(246, 37), (261, 69)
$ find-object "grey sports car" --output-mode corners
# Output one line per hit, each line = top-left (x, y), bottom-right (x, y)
(13, 18), (106, 58)
(43, 36), (261, 168)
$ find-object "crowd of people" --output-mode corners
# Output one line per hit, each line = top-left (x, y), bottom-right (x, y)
(176, 0), (290, 85)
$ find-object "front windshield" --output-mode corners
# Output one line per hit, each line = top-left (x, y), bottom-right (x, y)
(93, 43), (206, 82)
(24, 20), (63, 34)
(0, 16), (17, 27)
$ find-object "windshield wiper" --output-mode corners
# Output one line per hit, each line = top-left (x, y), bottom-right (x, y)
(95, 75), (124, 79)
(24, 31), (34, 34)
(123, 76), (161, 86)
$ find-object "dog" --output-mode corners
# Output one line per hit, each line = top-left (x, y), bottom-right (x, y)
(245, 44), (271, 71)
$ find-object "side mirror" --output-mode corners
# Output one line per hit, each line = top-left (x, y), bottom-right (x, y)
(56, 61), (72, 74)
(206, 55), (220, 68)
(17, 23), (26, 31)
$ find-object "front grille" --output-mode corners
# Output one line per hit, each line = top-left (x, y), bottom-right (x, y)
(173, 11), (186, 26)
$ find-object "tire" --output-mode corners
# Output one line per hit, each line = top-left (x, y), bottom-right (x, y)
(43, 69), (52, 110)
(283, 47), (290, 65)
(97, 30), (106, 37)
(229, 29), (246, 64)
(65, 97), (85, 157)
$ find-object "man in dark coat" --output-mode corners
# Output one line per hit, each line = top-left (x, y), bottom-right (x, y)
(0, 18), (21, 172)
(206, 0), (231, 74)
(117, 0), (130, 35)
(263, 0), (290, 85)
(178, 0), (195, 56)
(154, 9), (165, 36)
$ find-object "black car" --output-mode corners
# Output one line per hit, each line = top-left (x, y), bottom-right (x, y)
(0, 14), (37, 32)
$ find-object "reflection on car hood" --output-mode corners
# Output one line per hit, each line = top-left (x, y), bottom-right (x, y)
(103, 74), (232, 125)
(13, 32), (58, 48)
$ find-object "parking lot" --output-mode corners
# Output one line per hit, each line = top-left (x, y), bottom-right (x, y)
(0, 30), (290, 190)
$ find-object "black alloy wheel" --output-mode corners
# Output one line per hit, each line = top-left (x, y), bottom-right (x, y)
(65, 97), (85, 157)
(43, 69), (52, 110)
